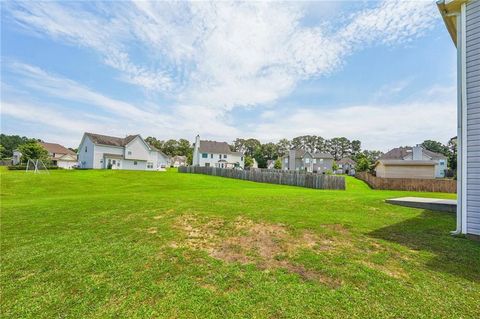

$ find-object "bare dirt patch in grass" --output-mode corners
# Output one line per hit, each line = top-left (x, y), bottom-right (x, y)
(172, 215), (342, 286)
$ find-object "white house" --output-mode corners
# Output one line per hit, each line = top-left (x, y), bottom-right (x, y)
(192, 135), (244, 168)
(77, 132), (169, 170)
(171, 155), (187, 167)
(12, 149), (22, 165)
(374, 145), (447, 179)
(438, 0), (480, 238)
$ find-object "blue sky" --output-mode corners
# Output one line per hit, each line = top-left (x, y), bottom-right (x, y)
(1, 1), (457, 151)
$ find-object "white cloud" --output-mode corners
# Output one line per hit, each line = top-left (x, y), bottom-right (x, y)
(251, 86), (457, 151)
(2, 1), (448, 149)
(5, 0), (440, 110)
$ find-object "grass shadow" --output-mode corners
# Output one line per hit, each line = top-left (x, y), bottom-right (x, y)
(369, 210), (480, 283)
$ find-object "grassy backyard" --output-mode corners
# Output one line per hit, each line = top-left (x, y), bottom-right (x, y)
(1, 168), (479, 318)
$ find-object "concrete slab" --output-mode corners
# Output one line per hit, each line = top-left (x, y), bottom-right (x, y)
(385, 197), (457, 213)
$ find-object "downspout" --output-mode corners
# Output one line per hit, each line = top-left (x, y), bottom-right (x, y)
(452, 3), (467, 235)
(451, 7), (464, 235)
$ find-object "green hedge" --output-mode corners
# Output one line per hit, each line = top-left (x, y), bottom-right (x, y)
(7, 165), (62, 170)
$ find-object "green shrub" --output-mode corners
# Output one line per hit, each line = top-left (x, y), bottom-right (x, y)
(7, 165), (61, 170)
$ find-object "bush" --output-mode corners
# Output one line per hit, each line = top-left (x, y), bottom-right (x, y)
(7, 165), (61, 170)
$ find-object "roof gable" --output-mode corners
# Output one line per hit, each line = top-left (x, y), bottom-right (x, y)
(39, 142), (76, 155)
(198, 140), (235, 154)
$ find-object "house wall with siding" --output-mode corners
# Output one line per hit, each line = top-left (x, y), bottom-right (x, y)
(375, 163), (436, 179)
(466, 0), (480, 235)
(78, 136), (95, 168)
(94, 145), (123, 169)
(125, 137), (150, 161)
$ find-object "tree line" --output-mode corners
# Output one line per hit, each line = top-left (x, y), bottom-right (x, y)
(1, 133), (458, 172)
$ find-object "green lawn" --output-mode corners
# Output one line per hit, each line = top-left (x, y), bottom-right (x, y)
(1, 168), (478, 318)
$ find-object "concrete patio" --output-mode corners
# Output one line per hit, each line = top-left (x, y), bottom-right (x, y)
(386, 197), (457, 213)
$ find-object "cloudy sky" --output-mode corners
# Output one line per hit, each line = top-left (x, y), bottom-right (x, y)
(1, 1), (456, 151)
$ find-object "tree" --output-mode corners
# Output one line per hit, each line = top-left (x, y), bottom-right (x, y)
(243, 138), (261, 157)
(351, 140), (361, 157)
(244, 156), (254, 168)
(332, 161), (339, 172)
(145, 136), (164, 150)
(161, 139), (179, 156)
(177, 139), (192, 157)
(447, 137), (457, 171)
(0, 144), (5, 159)
(261, 143), (278, 160)
(356, 157), (370, 172)
(0, 134), (36, 158)
(422, 140), (449, 157)
(276, 138), (291, 157)
(18, 142), (49, 164)
(274, 159), (282, 169)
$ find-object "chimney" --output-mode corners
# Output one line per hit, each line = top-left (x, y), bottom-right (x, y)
(412, 144), (423, 160)
(289, 149), (296, 170)
(192, 135), (201, 166)
(195, 134), (200, 150)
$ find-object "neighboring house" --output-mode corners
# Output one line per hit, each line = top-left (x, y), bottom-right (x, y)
(438, 0), (479, 238)
(266, 160), (275, 169)
(12, 149), (22, 165)
(192, 135), (244, 168)
(172, 155), (187, 167)
(252, 158), (259, 169)
(11, 143), (78, 168)
(39, 142), (78, 169)
(375, 145), (447, 179)
(77, 132), (169, 170)
(337, 158), (356, 175)
(374, 145), (447, 179)
(281, 149), (334, 173)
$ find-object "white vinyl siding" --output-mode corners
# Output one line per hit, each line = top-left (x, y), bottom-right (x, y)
(466, 0), (480, 235)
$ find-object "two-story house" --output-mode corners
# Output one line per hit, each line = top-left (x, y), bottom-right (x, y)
(281, 149), (334, 173)
(77, 132), (169, 170)
(192, 135), (244, 168)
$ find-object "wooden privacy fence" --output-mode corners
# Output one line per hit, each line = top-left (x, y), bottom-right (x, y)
(356, 172), (456, 193)
(178, 166), (345, 190)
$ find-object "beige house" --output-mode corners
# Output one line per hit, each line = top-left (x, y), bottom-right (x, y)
(39, 142), (78, 169)
(374, 145), (447, 179)
(375, 160), (437, 179)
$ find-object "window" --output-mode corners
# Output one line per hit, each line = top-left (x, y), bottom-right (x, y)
(128, 151), (132, 155)
(202, 153), (208, 158)
(224, 154), (227, 159)
(313, 159), (317, 164)
(285, 158), (288, 163)
(241, 157), (244, 161)
(211, 154), (213, 158)
(134, 161), (137, 165)
(147, 162), (153, 168)
(113, 160), (116, 165)
(205, 163), (210, 167)
(320, 159), (324, 162)
(221, 163), (224, 168)
(305, 158), (310, 164)
(85, 146), (87, 152)
(100, 160), (103, 163)
(219, 154), (222, 159)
